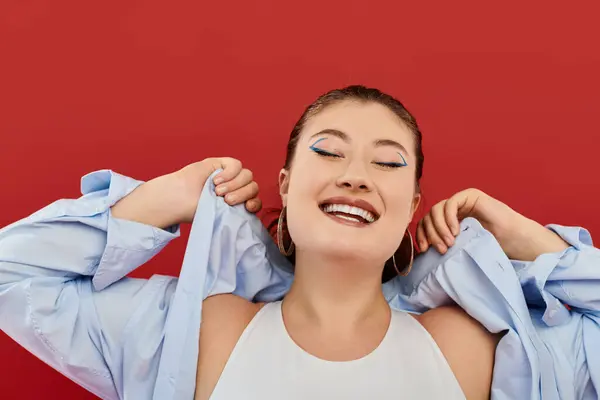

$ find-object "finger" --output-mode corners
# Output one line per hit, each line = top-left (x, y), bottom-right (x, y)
(416, 219), (429, 252)
(430, 201), (455, 247)
(225, 181), (259, 206)
(423, 214), (448, 254)
(212, 158), (242, 185)
(215, 168), (253, 196)
(245, 197), (263, 213)
(444, 197), (461, 236)
(451, 189), (479, 221)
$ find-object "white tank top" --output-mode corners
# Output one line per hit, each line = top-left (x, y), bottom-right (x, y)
(210, 301), (465, 400)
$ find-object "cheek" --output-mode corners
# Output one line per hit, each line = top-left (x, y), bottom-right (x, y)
(284, 171), (316, 223)
(284, 167), (329, 243)
(379, 189), (415, 253)
(382, 180), (415, 216)
(286, 161), (328, 199)
(380, 176), (415, 202)
(285, 193), (318, 251)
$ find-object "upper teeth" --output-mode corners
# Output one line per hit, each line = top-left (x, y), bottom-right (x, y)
(322, 204), (376, 223)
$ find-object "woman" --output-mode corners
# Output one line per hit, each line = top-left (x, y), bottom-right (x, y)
(0, 86), (596, 399)
(194, 87), (499, 399)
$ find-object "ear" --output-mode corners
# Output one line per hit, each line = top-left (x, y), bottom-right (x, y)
(279, 169), (290, 207)
(409, 192), (422, 220)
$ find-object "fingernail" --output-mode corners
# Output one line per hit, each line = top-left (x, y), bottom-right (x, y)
(216, 185), (227, 195)
(225, 194), (236, 203)
(420, 241), (428, 251)
(214, 176), (224, 185)
(445, 236), (454, 245)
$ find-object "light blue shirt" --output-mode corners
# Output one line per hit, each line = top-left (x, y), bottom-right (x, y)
(0, 170), (598, 400)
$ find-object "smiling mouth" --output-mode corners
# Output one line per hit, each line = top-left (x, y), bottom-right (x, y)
(319, 203), (378, 225)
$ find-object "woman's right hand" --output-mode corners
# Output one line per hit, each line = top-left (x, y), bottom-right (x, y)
(174, 157), (261, 223)
(111, 157), (261, 229)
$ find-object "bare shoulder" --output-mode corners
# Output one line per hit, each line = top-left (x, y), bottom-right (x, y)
(415, 306), (500, 400)
(195, 294), (264, 400)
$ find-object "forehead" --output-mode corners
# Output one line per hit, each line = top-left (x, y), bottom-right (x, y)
(301, 100), (414, 146)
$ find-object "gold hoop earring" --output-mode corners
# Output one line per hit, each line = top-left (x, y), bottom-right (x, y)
(277, 207), (295, 256)
(392, 230), (414, 277)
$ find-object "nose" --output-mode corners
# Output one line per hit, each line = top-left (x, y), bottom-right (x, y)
(336, 162), (374, 192)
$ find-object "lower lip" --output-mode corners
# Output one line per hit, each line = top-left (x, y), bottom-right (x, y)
(322, 210), (371, 228)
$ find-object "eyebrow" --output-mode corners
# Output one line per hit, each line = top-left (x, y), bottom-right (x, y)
(310, 128), (409, 156)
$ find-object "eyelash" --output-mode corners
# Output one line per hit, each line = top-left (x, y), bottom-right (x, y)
(310, 147), (407, 168)
(310, 147), (341, 158)
(376, 161), (406, 169)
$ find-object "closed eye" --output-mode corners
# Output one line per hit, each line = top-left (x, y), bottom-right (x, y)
(374, 153), (408, 169)
(374, 161), (406, 168)
(310, 146), (341, 158)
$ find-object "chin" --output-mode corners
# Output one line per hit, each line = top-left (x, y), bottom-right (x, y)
(303, 234), (381, 262)
(288, 212), (391, 263)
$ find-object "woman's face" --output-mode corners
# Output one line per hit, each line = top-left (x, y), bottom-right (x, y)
(280, 100), (421, 269)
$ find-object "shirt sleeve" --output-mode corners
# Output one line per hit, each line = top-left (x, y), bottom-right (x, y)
(512, 225), (599, 325)
(512, 225), (600, 398)
(0, 170), (180, 400)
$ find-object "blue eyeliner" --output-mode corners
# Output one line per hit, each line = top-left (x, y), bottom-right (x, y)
(375, 153), (408, 168)
(310, 138), (407, 167)
(309, 137), (340, 157)
(309, 137), (327, 151)
(397, 152), (408, 166)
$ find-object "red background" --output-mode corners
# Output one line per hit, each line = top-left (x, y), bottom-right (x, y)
(1, 1), (599, 398)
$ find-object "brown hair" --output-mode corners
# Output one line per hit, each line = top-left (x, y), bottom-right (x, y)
(268, 85), (425, 283)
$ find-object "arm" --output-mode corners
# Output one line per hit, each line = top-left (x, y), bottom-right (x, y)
(388, 219), (560, 399)
(0, 159), (261, 399)
(414, 187), (600, 320)
(411, 188), (599, 399)
(0, 170), (180, 399)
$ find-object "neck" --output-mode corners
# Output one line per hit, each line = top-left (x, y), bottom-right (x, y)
(283, 249), (389, 329)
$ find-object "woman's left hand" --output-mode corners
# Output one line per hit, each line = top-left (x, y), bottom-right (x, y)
(416, 188), (569, 261)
